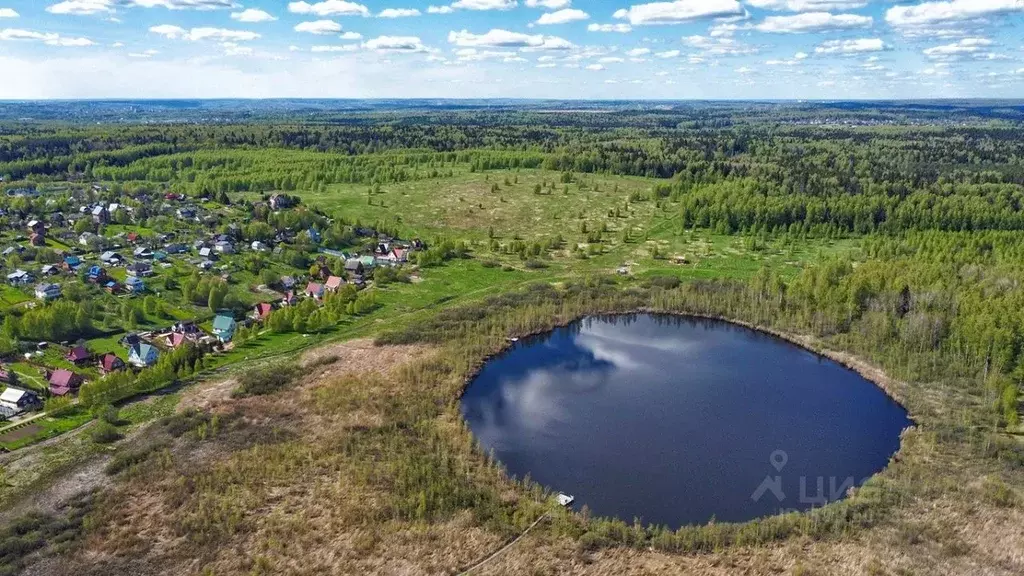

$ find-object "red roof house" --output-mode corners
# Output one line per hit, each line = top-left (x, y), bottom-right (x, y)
(65, 346), (92, 365)
(305, 282), (325, 300)
(98, 353), (126, 374)
(254, 302), (273, 319)
(325, 276), (345, 292)
(49, 369), (83, 396)
(166, 333), (187, 349)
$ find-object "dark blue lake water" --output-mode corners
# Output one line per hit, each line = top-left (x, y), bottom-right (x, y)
(461, 314), (911, 528)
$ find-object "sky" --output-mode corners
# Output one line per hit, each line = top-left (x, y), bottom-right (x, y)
(0, 0), (1023, 99)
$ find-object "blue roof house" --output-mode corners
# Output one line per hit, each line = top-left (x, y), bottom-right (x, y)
(126, 276), (145, 293)
(128, 342), (159, 368)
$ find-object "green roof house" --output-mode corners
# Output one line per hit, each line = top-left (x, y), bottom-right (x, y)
(212, 314), (237, 343)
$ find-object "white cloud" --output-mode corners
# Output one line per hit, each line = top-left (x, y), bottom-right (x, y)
(626, 47), (650, 57)
(311, 44), (359, 52)
(295, 20), (343, 34)
(655, 49), (680, 58)
(0, 8), (17, 18)
(536, 62), (557, 67)
(586, 63), (604, 70)
(378, 8), (421, 17)
(536, 8), (588, 24)
(454, 48), (528, 61)
(450, 0), (517, 10)
(288, 1), (370, 17)
(149, 25), (260, 41)
(45, 1), (114, 15)
(735, 66), (754, 73)
(128, 49), (160, 57)
(427, 5), (454, 13)
(128, 0), (237, 8)
(340, 31), (362, 40)
(886, 0), (1024, 28)
(598, 56), (625, 63)
(0, 28), (95, 46)
(448, 28), (573, 50)
(526, 0), (570, 7)
(222, 43), (254, 56)
(923, 37), (993, 58)
(613, 0), (743, 25)
(588, 23), (632, 32)
(754, 12), (872, 33)
(363, 35), (429, 52)
(231, 8), (276, 22)
(746, 0), (867, 10)
(683, 35), (757, 55)
(814, 38), (887, 54)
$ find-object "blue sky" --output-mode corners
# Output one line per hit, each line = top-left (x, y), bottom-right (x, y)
(0, 0), (1022, 99)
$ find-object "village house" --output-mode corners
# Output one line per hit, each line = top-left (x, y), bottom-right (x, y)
(128, 341), (159, 368)
(165, 332), (188, 348)
(344, 259), (364, 276)
(305, 282), (325, 300)
(269, 193), (293, 211)
(78, 232), (98, 247)
(0, 387), (41, 418)
(325, 275), (346, 293)
(253, 302), (274, 320)
(250, 240), (268, 252)
(7, 269), (33, 286)
(92, 205), (110, 224)
(125, 276), (145, 293)
(49, 369), (83, 396)
(35, 283), (61, 301)
(280, 275), (297, 290)
(87, 265), (107, 283)
(359, 255), (377, 270)
(66, 345), (92, 366)
(63, 255), (82, 271)
(98, 353), (126, 374)
(126, 262), (153, 277)
(27, 220), (45, 235)
(40, 264), (58, 276)
(29, 233), (45, 247)
(212, 314), (237, 342)
(100, 251), (123, 265)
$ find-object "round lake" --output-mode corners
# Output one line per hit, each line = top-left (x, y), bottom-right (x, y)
(461, 314), (912, 528)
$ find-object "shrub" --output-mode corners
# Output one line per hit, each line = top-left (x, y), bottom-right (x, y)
(233, 362), (301, 398)
(106, 441), (170, 476)
(158, 409), (211, 438)
(648, 275), (681, 290)
(90, 421), (122, 444)
(44, 396), (75, 417)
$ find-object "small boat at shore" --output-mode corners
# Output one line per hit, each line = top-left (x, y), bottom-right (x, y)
(556, 493), (575, 507)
